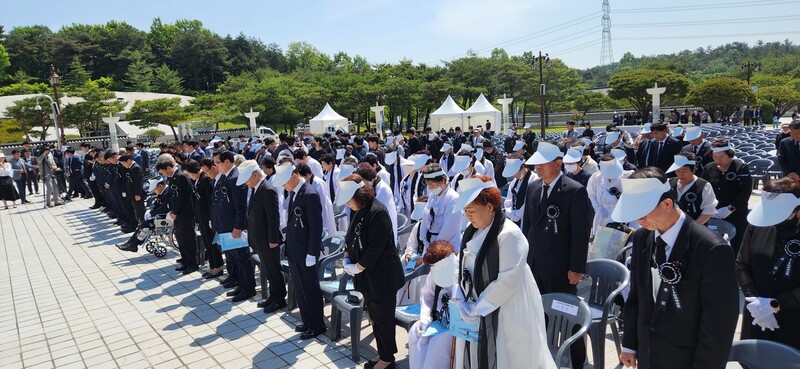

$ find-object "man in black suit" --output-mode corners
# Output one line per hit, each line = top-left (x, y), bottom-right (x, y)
(120, 154), (145, 226)
(238, 160), (286, 313)
(407, 128), (422, 156)
(522, 141), (593, 365)
(679, 126), (713, 177)
(156, 155), (199, 274)
(64, 147), (90, 200)
(522, 124), (537, 155)
(212, 151), (254, 302)
(451, 126), (466, 153)
(614, 168), (738, 369)
(273, 163), (326, 339)
(642, 123), (682, 173)
(778, 121), (800, 180)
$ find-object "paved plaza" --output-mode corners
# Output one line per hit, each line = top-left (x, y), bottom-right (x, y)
(1, 197), (748, 369)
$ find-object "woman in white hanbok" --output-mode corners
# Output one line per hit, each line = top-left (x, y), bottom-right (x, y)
(451, 175), (556, 369)
(587, 155), (633, 236)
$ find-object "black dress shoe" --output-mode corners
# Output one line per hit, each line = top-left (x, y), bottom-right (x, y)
(175, 264), (187, 272)
(231, 291), (256, 303)
(226, 288), (242, 297)
(299, 326), (327, 340)
(364, 360), (378, 369)
(257, 299), (273, 308)
(222, 281), (239, 289)
(175, 258), (183, 263)
(204, 270), (224, 279)
(263, 301), (287, 313)
(294, 324), (307, 333)
(118, 245), (138, 253)
(182, 265), (199, 275)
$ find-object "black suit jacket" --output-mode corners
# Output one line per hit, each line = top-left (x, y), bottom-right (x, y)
(778, 137), (800, 177)
(345, 199), (405, 297)
(125, 163), (144, 199)
(212, 167), (248, 233)
(650, 137), (683, 173)
(246, 180), (282, 253)
(67, 155), (83, 178)
(167, 170), (194, 221)
(284, 182), (323, 264)
(680, 141), (713, 176)
(623, 217), (738, 369)
(193, 173), (214, 224)
(522, 175), (593, 293)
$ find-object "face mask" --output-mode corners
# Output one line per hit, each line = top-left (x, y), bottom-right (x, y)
(427, 186), (442, 196)
(564, 163), (578, 173)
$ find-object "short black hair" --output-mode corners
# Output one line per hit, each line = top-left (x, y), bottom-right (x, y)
(125, 146), (135, 153)
(183, 159), (201, 174)
(319, 154), (334, 165)
(103, 150), (118, 160)
(295, 163), (312, 177)
(119, 154), (132, 162)
(11, 150), (19, 155)
(285, 136), (296, 146)
(200, 157), (215, 169)
(293, 149), (308, 160)
(260, 157), (276, 170)
(789, 121), (800, 130)
(218, 151), (235, 163)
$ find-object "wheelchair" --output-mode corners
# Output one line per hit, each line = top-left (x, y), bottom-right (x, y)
(141, 216), (178, 258)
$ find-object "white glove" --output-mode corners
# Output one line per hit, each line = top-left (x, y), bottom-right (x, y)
(415, 319), (431, 335)
(344, 263), (364, 276)
(746, 297), (780, 331)
(144, 210), (152, 220)
(305, 254), (316, 267)
(458, 300), (480, 322)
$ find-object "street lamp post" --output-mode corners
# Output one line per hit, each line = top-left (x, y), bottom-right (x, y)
(34, 94), (59, 145)
(740, 60), (760, 110)
(48, 64), (66, 147)
(531, 51), (551, 138)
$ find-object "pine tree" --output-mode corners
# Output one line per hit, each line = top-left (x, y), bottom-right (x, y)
(64, 56), (90, 90)
(152, 64), (184, 95)
(124, 52), (153, 92)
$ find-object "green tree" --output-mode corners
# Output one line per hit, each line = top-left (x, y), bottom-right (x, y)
(169, 29), (229, 91)
(686, 76), (755, 121)
(0, 44), (10, 83)
(152, 64), (184, 94)
(608, 68), (691, 118)
(223, 33), (272, 76)
(143, 128), (166, 143)
(64, 56), (90, 91)
(124, 51), (153, 92)
(4, 25), (54, 80)
(4, 97), (56, 140)
(757, 85), (800, 117)
(573, 91), (614, 120)
(127, 97), (190, 140)
(62, 79), (125, 135)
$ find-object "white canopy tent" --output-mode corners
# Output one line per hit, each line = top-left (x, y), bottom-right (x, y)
(309, 103), (348, 134)
(429, 95), (465, 131)
(465, 93), (501, 131)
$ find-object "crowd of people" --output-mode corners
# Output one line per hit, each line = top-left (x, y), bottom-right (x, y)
(3, 116), (800, 369)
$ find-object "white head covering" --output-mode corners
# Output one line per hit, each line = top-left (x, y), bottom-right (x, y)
(147, 178), (164, 193)
(249, 144), (264, 152)
(440, 143), (453, 153)
(611, 178), (671, 222)
(640, 123), (652, 134)
(474, 148), (484, 161)
(513, 140), (525, 151)
(454, 178), (495, 211)
(430, 253), (457, 288)
(747, 191), (800, 227)
(450, 155), (473, 174)
(412, 154), (432, 171)
(209, 136), (223, 144)
(336, 148), (346, 160)
(684, 126), (702, 141)
(235, 160), (260, 186)
(335, 179), (366, 206)
(524, 123), (532, 129)
(562, 148), (584, 164)
(410, 202), (427, 221)
(599, 159), (624, 179)
(502, 158), (523, 177)
(458, 144), (475, 154)
(605, 131), (621, 144)
(384, 151), (398, 165)
(337, 164), (357, 180)
(525, 142), (563, 165)
(666, 155), (696, 174)
(611, 148), (627, 162)
(671, 127), (685, 137)
(271, 164), (296, 188)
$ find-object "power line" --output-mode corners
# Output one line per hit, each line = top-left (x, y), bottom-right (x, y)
(615, 30), (800, 40)
(615, 15), (797, 28)
(615, 0), (800, 13)
(507, 25), (602, 56)
(555, 40), (603, 56)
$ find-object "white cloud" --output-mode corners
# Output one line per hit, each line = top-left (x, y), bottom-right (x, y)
(427, 0), (552, 43)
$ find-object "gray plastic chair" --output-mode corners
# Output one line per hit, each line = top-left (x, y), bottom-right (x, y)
(706, 218), (736, 243)
(748, 158), (774, 189)
(542, 293), (592, 369)
(581, 259), (630, 369)
(281, 235), (343, 311)
(393, 264), (432, 331)
(728, 339), (800, 369)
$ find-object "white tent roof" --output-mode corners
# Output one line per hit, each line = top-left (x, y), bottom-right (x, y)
(465, 93), (500, 114)
(310, 103), (347, 122)
(430, 95), (465, 115)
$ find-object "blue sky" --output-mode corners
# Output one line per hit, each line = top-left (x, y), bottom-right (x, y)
(2, 0), (798, 69)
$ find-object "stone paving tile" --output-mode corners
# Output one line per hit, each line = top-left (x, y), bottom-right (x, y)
(2, 194), (751, 369)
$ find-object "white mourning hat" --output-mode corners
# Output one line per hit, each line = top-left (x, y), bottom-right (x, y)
(458, 144), (475, 154)
(429, 253), (457, 288)
(335, 179), (366, 206)
(747, 191), (800, 227)
(410, 202), (428, 221)
(235, 160), (260, 186)
(385, 151), (398, 165)
(666, 155), (696, 174)
(271, 163), (296, 188)
(599, 158), (624, 179)
(684, 126), (702, 141)
(562, 147), (584, 164)
(147, 177), (165, 193)
(524, 123), (532, 129)
(335, 148), (346, 160)
(525, 142), (563, 165)
(605, 131), (621, 144)
(440, 143), (453, 153)
(412, 154), (432, 171)
(453, 178), (496, 211)
(474, 148), (484, 161)
(502, 158), (523, 177)
(640, 123), (652, 134)
(611, 177), (671, 222)
(513, 140), (525, 151)
(611, 148), (627, 162)
(671, 127), (685, 137)
(209, 136), (223, 144)
(449, 155), (473, 174)
(337, 164), (357, 180)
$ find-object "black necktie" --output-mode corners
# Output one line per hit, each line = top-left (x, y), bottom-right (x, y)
(655, 236), (668, 265)
(542, 184), (550, 202)
(328, 172), (335, 204)
(288, 191), (295, 212)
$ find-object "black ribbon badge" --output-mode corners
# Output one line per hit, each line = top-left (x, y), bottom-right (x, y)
(293, 206), (304, 228)
(545, 205), (560, 235)
(609, 186), (621, 199)
(684, 192), (698, 214)
(658, 261), (684, 312)
(770, 239), (800, 279)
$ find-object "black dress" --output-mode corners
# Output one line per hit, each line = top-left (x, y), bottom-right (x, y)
(703, 159), (752, 255)
(0, 164), (19, 201)
(737, 223), (800, 350)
